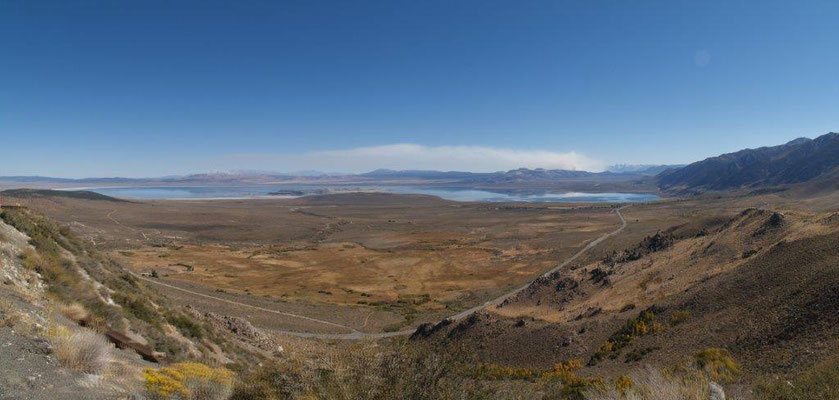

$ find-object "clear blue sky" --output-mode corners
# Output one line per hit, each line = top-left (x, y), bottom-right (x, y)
(2, 0), (837, 177)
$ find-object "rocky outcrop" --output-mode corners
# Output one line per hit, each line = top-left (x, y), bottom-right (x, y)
(603, 231), (675, 267)
(187, 308), (277, 353)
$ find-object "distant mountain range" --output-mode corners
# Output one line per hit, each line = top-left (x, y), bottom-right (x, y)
(607, 164), (685, 175)
(5, 132), (838, 195)
(657, 132), (839, 192)
(0, 166), (679, 188)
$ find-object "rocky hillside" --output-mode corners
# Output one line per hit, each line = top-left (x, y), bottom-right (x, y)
(657, 132), (839, 192)
(412, 204), (839, 397)
(0, 207), (266, 398)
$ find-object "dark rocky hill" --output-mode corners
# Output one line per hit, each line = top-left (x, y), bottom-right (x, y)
(657, 132), (839, 192)
(0, 189), (128, 202)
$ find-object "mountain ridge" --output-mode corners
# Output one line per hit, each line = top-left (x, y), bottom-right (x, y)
(1, 166), (679, 188)
(657, 132), (839, 192)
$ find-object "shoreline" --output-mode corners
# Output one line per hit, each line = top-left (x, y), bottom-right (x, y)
(52, 185), (662, 203)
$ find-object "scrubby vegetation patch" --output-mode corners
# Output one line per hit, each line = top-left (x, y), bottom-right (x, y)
(590, 306), (665, 365)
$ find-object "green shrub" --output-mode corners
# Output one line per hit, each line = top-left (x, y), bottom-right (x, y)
(591, 306), (665, 364)
(112, 292), (161, 325)
(166, 311), (204, 339)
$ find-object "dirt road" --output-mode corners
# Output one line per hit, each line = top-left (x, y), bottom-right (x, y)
(135, 206), (629, 339)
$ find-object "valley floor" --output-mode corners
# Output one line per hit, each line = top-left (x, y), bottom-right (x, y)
(2, 188), (839, 399)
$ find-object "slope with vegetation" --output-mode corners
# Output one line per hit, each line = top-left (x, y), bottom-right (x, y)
(0, 188), (129, 202)
(0, 206), (265, 399)
(411, 199), (839, 399)
(5, 184), (839, 398)
(657, 132), (839, 193)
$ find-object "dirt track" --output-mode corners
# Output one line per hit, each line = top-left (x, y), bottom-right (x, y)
(134, 206), (629, 339)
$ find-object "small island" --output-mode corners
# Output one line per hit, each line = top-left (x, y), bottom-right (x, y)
(267, 190), (305, 196)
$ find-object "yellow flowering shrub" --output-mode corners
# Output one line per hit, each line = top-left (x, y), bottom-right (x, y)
(541, 359), (584, 383)
(475, 358), (602, 398)
(614, 375), (633, 394)
(475, 362), (538, 380)
(591, 306), (666, 364)
(144, 362), (233, 400)
(144, 367), (188, 399)
(695, 348), (740, 382)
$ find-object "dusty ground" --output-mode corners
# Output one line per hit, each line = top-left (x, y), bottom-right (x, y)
(9, 193), (623, 333)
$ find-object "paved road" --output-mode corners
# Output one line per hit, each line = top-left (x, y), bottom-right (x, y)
(134, 206), (629, 340)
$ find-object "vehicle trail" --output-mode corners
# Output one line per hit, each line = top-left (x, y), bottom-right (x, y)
(128, 272), (358, 333)
(134, 206), (629, 339)
(107, 209), (149, 240)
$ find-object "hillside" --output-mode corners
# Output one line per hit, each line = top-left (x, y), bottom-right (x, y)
(607, 164), (685, 175)
(657, 132), (839, 192)
(410, 198), (839, 396)
(0, 207), (270, 398)
(1, 189), (128, 202)
(5, 186), (839, 398)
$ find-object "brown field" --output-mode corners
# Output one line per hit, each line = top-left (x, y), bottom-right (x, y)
(11, 192), (626, 332)
(10, 186), (839, 397)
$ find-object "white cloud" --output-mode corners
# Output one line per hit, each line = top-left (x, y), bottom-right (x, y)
(224, 143), (605, 173)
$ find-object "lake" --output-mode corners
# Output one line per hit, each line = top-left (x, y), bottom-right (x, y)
(82, 185), (660, 203)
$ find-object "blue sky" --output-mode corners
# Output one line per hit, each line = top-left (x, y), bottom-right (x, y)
(1, 0), (837, 177)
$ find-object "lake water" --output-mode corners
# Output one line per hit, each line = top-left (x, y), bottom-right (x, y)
(83, 185), (659, 203)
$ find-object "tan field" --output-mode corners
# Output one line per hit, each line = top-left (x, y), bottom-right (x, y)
(11, 192), (626, 332)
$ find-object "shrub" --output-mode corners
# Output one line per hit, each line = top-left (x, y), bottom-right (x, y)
(669, 310), (690, 326)
(695, 348), (740, 382)
(233, 343), (490, 400)
(624, 347), (657, 363)
(165, 310), (204, 339)
(476, 363), (538, 381)
(51, 328), (112, 374)
(613, 375), (633, 394)
(587, 365), (710, 400)
(0, 299), (29, 332)
(112, 292), (161, 325)
(742, 249), (758, 258)
(59, 302), (90, 322)
(589, 268), (610, 284)
(474, 358), (602, 399)
(591, 306), (665, 364)
(541, 359), (585, 383)
(144, 362), (234, 400)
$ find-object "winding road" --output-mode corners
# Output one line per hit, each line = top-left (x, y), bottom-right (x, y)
(133, 206), (629, 340)
(128, 271), (357, 333)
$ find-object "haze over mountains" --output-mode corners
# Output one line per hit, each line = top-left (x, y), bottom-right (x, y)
(0, 165), (677, 188)
(2, 133), (838, 195)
